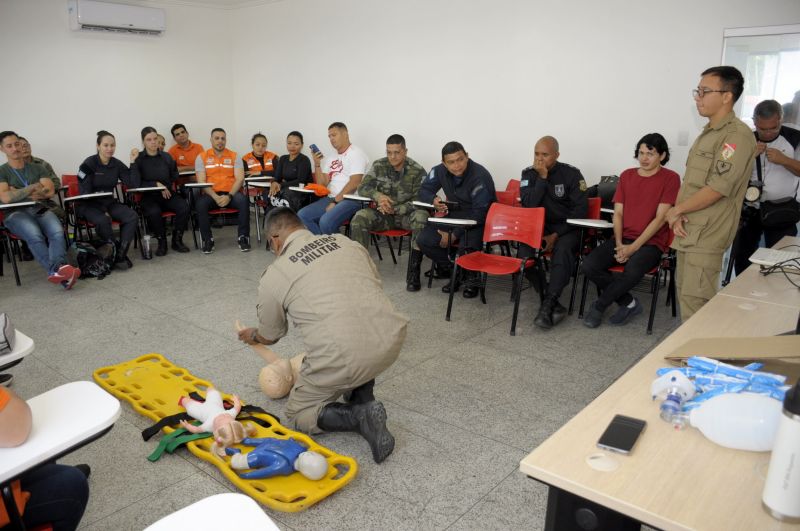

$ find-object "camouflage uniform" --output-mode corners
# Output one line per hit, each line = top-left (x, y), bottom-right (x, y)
(350, 156), (426, 248)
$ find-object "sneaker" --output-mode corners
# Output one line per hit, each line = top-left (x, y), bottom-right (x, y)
(0, 374), (12, 387)
(238, 235), (251, 252)
(202, 239), (215, 254)
(61, 266), (81, 290)
(583, 301), (604, 328)
(48, 264), (76, 285)
(609, 298), (643, 326)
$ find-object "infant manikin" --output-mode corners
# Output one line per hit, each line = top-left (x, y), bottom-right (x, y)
(179, 387), (256, 456)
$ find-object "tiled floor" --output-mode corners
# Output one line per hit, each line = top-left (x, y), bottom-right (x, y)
(2, 229), (679, 530)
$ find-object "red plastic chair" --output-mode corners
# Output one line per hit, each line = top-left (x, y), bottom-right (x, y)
(567, 197), (603, 313)
(578, 231), (676, 334)
(61, 174), (122, 243)
(446, 204), (545, 336)
(370, 228), (412, 264)
(505, 179), (521, 198)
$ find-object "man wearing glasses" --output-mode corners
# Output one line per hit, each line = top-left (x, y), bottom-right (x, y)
(730, 99), (800, 275)
(666, 66), (756, 319)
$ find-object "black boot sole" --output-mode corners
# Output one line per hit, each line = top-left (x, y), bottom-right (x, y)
(356, 402), (395, 464)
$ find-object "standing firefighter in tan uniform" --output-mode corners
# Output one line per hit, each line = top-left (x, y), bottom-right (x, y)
(666, 66), (756, 319)
(238, 208), (408, 463)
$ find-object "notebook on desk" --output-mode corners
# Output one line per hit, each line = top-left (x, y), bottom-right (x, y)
(749, 247), (800, 268)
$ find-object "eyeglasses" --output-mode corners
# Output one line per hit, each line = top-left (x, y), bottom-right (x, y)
(692, 88), (728, 99)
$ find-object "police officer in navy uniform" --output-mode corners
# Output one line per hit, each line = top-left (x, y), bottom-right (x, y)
(414, 141), (496, 298)
(77, 130), (139, 268)
(520, 136), (588, 329)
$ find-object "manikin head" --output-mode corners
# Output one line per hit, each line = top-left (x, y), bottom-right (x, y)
(259, 353), (304, 399)
(295, 450), (328, 480)
(211, 416), (256, 456)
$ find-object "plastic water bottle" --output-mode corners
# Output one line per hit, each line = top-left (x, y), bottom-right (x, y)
(142, 235), (152, 260)
(651, 370), (695, 423)
(762, 382), (800, 522)
(687, 392), (782, 452)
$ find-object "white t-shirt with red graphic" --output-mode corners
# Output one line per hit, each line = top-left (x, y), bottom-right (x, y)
(323, 144), (369, 196)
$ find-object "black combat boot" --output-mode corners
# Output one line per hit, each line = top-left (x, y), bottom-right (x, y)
(534, 297), (555, 329)
(317, 401), (395, 463)
(551, 298), (567, 325)
(114, 240), (133, 270)
(171, 230), (190, 253)
(343, 380), (375, 405)
(441, 266), (460, 293)
(155, 230), (168, 257)
(406, 250), (423, 292)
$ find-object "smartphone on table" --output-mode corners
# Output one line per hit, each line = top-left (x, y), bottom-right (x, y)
(596, 414), (646, 454)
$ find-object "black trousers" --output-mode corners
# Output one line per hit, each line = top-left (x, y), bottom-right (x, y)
(582, 238), (663, 309)
(732, 210), (798, 275)
(416, 222), (482, 267)
(78, 201), (138, 244)
(518, 230), (580, 300)
(195, 192), (250, 242)
(140, 193), (189, 234)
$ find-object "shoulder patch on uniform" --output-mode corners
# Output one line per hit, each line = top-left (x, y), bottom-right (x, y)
(715, 160), (732, 175)
(721, 143), (736, 160)
(579, 179), (587, 192)
(77, 170), (86, 180)
(520, 179), (529, 187)
(427, 169), (436, 181)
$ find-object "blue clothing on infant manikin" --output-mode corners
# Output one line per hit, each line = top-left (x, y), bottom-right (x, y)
(226, 437), (328, 480)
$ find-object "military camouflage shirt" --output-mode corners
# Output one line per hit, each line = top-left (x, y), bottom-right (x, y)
(357, 156), (426, 217)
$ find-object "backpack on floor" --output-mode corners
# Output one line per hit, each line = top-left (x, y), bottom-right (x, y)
(68, 241), (113, 279)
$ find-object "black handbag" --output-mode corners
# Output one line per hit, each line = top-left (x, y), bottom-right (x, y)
(760, 196), (800, 228)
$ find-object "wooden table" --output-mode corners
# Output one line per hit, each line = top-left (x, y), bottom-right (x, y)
(520, 269), (800, 529)
(720, 236), (800, 310)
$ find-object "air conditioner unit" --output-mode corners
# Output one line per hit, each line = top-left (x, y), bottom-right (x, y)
(68, 0), (166, 36)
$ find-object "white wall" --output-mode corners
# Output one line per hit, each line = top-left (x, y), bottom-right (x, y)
(230, 0), (800, 187)
(1, 0), (798, 188)
(0, 0), (235, 175)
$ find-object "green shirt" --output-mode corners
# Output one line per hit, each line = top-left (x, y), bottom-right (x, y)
(357, 156), (426, 217)
(0, 162), (50, 203)
(31, 156), (60, 188)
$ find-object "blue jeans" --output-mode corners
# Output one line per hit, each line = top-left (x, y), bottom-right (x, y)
(16, 463), (89, 531)
(4, 206), (67, 274)
(297, 197), (361, 235)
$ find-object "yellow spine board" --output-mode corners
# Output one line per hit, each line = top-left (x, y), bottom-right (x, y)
(93, 353), (357, 512)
